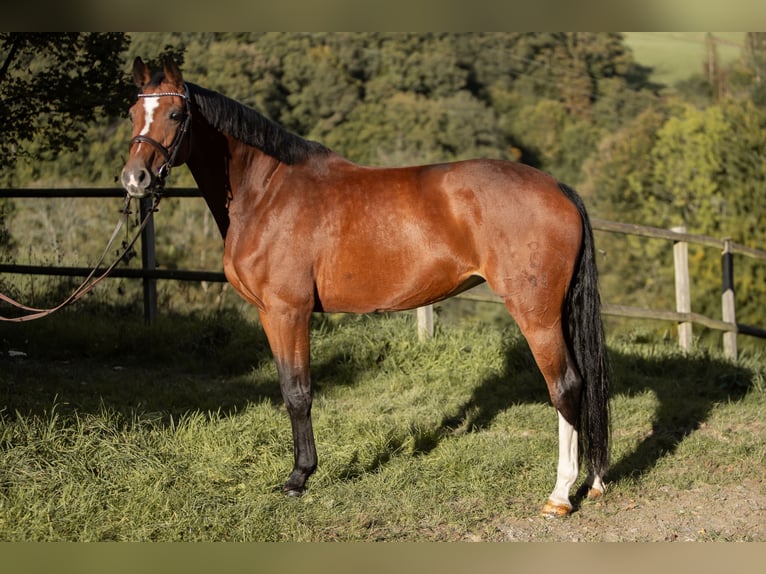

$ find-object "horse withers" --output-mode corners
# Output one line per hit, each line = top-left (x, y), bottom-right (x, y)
(121, 57), (610, 517)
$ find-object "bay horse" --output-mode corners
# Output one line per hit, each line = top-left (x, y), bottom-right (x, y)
(121, 57), (610, 517)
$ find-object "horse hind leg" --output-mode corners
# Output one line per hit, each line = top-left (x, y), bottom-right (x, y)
(537, 332), (584, 518)
(504, 300), (584, 517)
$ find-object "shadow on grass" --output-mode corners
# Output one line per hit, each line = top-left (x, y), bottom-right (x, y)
(0, 309), (758, 499)
(0, 310), (368, 420)
(433, 335), (755, 503)
(605, 348), (753, 484)
(0, 311), (407, 499)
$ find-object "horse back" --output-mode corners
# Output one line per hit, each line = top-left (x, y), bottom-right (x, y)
(225, 156), (583, 313)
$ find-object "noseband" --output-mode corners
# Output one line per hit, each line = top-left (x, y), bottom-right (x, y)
(129, 84), (191, 190)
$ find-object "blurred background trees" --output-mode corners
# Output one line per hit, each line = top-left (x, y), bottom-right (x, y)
(2, 32), (765, 348)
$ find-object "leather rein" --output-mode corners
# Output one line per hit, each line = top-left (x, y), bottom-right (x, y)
(0, 195), (157, 322)
(0, 87), (191, 322)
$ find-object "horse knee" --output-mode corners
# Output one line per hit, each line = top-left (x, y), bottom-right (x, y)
(274, 361), (312, 411)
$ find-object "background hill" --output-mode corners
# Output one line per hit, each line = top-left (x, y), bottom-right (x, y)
(623, 32), (744, 87)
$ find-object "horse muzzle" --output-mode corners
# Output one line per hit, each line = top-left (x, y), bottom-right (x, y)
(121, 164), (155, 198)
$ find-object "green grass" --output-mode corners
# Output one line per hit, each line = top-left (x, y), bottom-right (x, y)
(625, 32), (744, 87)
(0, 309), (764, 540)
(623, 32), (744, 87)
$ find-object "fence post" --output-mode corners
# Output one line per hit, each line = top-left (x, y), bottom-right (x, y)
(672, 226), (692, 352)
(417, 305), (434, 341)
(139, 197), (158, 325)
(721, 238), (737, 360)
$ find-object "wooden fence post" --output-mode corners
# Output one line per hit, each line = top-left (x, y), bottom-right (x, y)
(672, 226), (693, 353)
(139, 196), (158, 325)
(417, 305), (434, 341)
(721, 238), (737, 360)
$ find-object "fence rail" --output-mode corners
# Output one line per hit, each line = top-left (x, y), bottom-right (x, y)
(418, 223), (766, 359)
(0, 187), (224, 325)
(1, 188), (765, 358)
(419, 218), (766, 358)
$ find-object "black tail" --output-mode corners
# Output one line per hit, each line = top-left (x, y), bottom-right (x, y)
(558, 182), (610, 480)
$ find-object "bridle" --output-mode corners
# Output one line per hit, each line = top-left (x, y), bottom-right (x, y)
(129, 83), (192, 193)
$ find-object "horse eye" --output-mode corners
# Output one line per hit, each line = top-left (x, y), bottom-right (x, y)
(169, 111), (183, 121)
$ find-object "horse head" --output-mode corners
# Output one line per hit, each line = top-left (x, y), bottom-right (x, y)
(121, 57), (191, 198)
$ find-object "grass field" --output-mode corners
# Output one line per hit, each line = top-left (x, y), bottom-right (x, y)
(623, 32), (745, 87)
(1, 309), (764, 541)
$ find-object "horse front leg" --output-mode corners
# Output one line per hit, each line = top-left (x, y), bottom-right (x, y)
(259, 307), (317, 496)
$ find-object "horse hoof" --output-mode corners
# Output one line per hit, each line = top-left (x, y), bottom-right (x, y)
(586, 487), (603, 500)
(540, 499), (572, 518)
(282, 486), (305, 497)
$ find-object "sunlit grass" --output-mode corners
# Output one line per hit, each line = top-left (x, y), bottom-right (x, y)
(0, 309), (764, 540)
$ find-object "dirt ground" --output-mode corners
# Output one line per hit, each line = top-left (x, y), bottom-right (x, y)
(467, 478), (766, 542)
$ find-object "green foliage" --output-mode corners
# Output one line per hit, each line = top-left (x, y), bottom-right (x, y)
(2, 33), (766, 348)
(0, 33), (131, 167)
(2, 32), (657, 183)
(324, 91), (503, 166)
(583, 97), (766, 346)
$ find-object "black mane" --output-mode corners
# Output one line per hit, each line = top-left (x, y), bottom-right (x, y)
(187, 82), (331, 165)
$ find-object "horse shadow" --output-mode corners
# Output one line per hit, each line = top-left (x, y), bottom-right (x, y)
(412, 333), (755, 506)
(604, 345), (754, 483)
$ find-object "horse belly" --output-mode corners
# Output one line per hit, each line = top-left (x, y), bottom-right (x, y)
(315, 243), (480, 313)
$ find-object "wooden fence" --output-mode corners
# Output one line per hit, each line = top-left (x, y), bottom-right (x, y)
(418, 218), (766, 359)
(0, 188), (214, 324)
(2, 188), (765, 359)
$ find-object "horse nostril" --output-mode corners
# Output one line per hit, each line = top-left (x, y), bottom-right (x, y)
(121, 166), (152, 196)
(137, 168), (151, 183)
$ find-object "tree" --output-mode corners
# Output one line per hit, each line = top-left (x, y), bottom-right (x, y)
(324, 90), (503, 166)
(727, 32), (766, 106)
(477, 33), (658, 179)
(582, 98), (766, 344)
(580, 104), (673, 311)
(0, 33), (130, 167)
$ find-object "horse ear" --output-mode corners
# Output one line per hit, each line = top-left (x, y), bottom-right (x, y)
(132, 57), (151, 87)
(163, 57), (183, 85)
